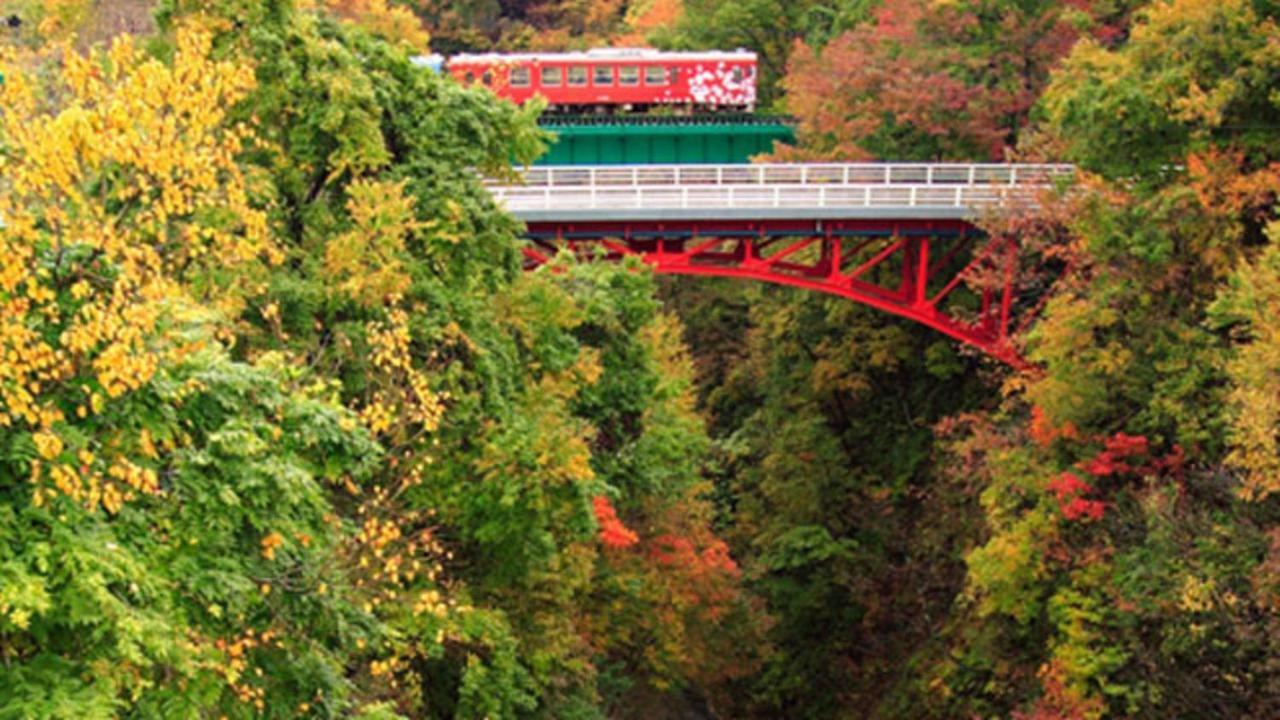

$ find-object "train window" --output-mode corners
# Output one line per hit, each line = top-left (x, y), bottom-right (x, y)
(541, 66), (562, 86)
(668, 67), (680, 84)
(732, 66), (744, 82)
(482, 70), (493, 85)
(510, 67), (530, 87)
(619, 66), (639, 86)
(644, 66), (665, 85)
(593, 65), (614, 85)
(568, 66), (588, 86)
(465, 71), (475, 83)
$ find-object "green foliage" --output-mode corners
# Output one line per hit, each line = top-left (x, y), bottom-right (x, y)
(5, 1), (758, 716)
(663, 281), (995, 717)
(1042, 0), (1280, 183)
(0, 344), (385, 718)
(661, 0), (876, 107)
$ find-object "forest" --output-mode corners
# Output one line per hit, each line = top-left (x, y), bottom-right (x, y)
(1, 0), (1279, 717)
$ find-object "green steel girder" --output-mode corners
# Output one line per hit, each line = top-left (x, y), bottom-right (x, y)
(534, 116), (796, 165)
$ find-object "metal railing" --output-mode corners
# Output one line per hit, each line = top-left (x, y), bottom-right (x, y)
(488, 163), (1073, 215)
(506, 163), (1074, 188)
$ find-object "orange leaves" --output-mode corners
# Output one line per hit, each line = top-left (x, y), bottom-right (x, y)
(1030, 405), (1081, 448)
(780, 0), (1094, 161)
(781, 10), (1004, 160)
(1019, 658), (1106, 720)
(593, 496), (639, 549)
(648, 534), (738, 578)
(1185, 150), (1280, 228)
(777, 33), (883, 162)
(591, 495), (743, 613)
(261, 532), (285, 561)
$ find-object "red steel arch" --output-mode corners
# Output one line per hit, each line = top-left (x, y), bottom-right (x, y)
(520, 218), (1047, 368)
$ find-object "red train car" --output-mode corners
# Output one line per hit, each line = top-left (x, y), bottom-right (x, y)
(445, 48), (758, 113)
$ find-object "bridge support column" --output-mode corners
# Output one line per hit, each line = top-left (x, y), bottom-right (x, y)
(998, 237), (1017, 342)
(822, 234), (840, 281)
(911, 237), (930, 308)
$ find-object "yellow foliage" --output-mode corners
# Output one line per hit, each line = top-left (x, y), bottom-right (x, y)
(32, 431), (63, 460)
(324, 179), (418, 308)
(1221, 224), (1280, 501)
(361, 309), (445, 439)
(0, 26), (274, 511)
(615, 0), (683, 45)
(315, 0), (431, 50)
(18, 0), (96, 42)
(1177, 574), (1217, 613)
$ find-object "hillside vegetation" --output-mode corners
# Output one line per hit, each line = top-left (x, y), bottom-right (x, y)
(2, 1), (1280, 718)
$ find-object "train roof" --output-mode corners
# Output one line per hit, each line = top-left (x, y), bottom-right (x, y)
(445, 48), (757, 65)
(410, 53), (446, 69)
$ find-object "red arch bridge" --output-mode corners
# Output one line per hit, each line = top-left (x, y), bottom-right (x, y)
(488, 163), (1074, 367)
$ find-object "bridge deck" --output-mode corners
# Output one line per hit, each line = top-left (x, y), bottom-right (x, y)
(490, 163), (1072, 223)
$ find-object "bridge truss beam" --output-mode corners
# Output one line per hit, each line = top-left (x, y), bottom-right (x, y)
(521, 219), (1047, 368)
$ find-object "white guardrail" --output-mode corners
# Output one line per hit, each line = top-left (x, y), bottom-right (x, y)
(488, 163), (1074, 214)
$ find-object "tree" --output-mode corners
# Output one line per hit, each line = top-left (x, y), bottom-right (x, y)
(154, 1), (757, 715)
(663, 0), (875, 107)
(929, 1), (1280, 716)
(1212, 222), (1280, 501)
(778, 0), (1135, 161)
(1042, 0), (1280, 184)
(0, 27), (389, 718)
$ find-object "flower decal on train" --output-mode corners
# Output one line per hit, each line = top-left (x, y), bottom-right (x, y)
(686, 62), (757, 107)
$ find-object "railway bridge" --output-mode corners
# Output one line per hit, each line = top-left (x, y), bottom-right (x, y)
(488, 163), (1073, 367)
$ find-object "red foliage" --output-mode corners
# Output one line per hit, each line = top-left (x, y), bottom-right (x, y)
(646, 534), (741, 619)
(872, 0), (927, 43)
(592, 496), (638, 549)
(1104, 432), (1149, 459)
(1043, 431), (1189, 523)
(1047, 471), (1105, 522)
(649, 533), (695, 565)
(1060, 497), (1106, 522)
(698, 539), (739, 575)
(1047, 471), (1092, 500)
(1154, 444), (1186, 476)
(778, 1), (996, 161)
(1078, 432), (1152, 477)
(1093, 22), (1124, 45)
